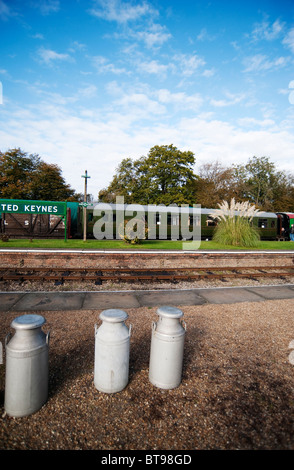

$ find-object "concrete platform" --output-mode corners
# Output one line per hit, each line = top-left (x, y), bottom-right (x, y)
(0, 284), (294, 312)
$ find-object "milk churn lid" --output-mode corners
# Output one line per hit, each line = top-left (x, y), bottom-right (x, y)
(11, 314), (46, 330)
(99, 309), (128, 323)
(157, 306), (183, 319)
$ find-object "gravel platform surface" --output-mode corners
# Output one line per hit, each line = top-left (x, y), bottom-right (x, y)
(1, 297), (294, 451)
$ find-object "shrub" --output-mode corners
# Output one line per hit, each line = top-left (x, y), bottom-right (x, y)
(117, 218), (147, 245)
(210, 199), (260, 247)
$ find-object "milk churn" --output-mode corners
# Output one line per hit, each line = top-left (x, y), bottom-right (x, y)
(149, 306), (186, 389)
(4, 314), (50, 417)
(94, 309), (131, 393)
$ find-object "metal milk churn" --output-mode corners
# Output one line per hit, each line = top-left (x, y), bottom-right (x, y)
(4, 314), (50, 417)
(149, 306), (186, 390)
(94, 309), (131, 393)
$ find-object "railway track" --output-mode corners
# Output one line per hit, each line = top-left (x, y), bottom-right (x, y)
(1, 266), (294, 284)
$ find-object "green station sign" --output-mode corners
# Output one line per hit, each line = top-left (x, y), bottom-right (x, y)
(0, 199), (67, 216)
(0, 199), (68, 240)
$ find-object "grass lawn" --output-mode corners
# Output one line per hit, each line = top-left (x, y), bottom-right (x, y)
(0, 238), (294, 250)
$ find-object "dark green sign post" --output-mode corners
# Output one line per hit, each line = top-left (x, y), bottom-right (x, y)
(0, 199), (68, 241)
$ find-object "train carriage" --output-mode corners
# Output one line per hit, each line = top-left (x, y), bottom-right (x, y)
(276, 212), (294, 240)
(83, 203), (278, 241)
(0, 198), (284, 241)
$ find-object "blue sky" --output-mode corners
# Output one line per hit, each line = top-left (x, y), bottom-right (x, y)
(1, 0), (294, 200)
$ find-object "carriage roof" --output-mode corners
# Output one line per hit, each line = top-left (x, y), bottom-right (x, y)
(86, 202), (277, 219)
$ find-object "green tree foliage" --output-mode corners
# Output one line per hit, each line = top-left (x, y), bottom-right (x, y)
(98, 157), (138, 203)
(193, 162), (242, 208)
(99, 147), (294, 211)
(194, 157), (294, 212)
(99, 144), (197, 205)
(0, 148), (82, 201)
(233, 156), (294, 211)
(234, 156), (276, 209)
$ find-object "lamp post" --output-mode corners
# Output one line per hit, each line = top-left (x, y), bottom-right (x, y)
(81, 170), (91, 241)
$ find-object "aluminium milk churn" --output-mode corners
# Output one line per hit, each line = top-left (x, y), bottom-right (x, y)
(149, 306), (186, 389)
(4, 314), (50, 417)
(94, 309), (131, 393)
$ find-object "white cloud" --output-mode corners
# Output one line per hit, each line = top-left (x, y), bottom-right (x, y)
(37, 47), (72, 65)
(91, 56), (127, 74)
(202, 68), (215, 78)
(243, 54), (289, 73)
(133, 23), (171, 48)
(2, 93), (293, 199)
(197, 28), (216, 42)
(283, 28), (294, 54)
(0, 0), (15, 21)
(89, 1), (170, 49)
(77, 85), (98, 99)
(175, 117), (294, 175)
(69, 41), (87, 53)
(210, 92), (246, 108)
(31, 33), (44, 40)
(173, 53), (206, 77)
(35, 0), (60, 15)
(237, 117), (276, 129)
(89, 0), (156, 24)
(137, 59), (169, 77)
(156, 89), (203, 110)
(251, 19), (285, 41)
(113, 92), (166, 117)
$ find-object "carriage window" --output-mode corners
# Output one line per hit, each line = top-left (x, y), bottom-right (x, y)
(190, 215), (200, 226)
(258, 219), (268, 228)
(206, 216), (217, 226)
(171, 215), (179, 226)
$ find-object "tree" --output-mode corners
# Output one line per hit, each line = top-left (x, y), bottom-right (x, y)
(233, 156), (294, 211)
(99, 157), (138, 204)
(31, 162), (81, 201)
(99, 150), (294, 211)
(242, 156), (276, 209)
(193, 161), (239, 208)
(0, 148), (40, 199)
(271, 173), (294, 212)
(99, 144), (197, 205)
(193, 156), (294, 212)
(0, 148), (81, 201)
(145, 144), (196, 205)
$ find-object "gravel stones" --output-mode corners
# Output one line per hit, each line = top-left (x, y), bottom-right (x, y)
(1, 299), (294, 450)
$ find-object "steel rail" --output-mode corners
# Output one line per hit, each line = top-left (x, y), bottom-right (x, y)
(1, 266), (294, 283)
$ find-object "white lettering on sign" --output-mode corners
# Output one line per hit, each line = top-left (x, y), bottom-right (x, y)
(0, 201), (63, 215)
(23, 205), (59, 213)
(0, 204), (19, 211)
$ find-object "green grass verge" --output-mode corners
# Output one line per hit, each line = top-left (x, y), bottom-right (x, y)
(0, 238), (294, 250)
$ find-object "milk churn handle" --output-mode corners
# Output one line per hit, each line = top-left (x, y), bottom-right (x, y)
(181, 320), (187, 331)
(46, 330), (51, 345)
(152, 321), (157, 331)
(5, 332), (12, 348)
(129, 324), (132, 337)
(94, 323), (102, 335)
